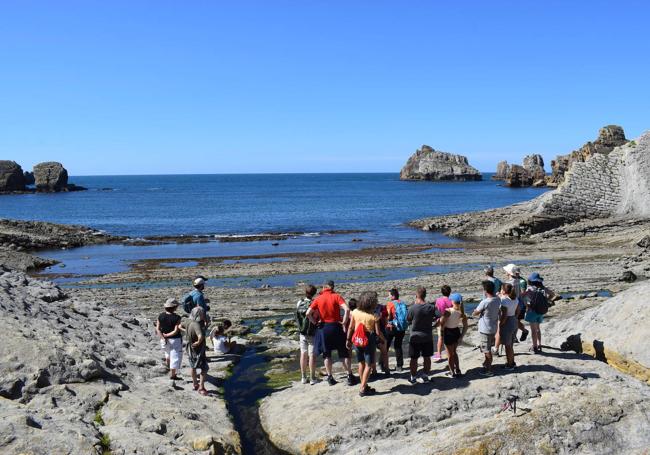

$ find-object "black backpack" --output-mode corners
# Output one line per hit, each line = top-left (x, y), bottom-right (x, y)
(528, 288), (549, 315)
(296, 299), (316, 336)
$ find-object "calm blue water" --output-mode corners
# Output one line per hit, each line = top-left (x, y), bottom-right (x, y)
(1, 174), (548, 278)
(1, 173), (545, 238)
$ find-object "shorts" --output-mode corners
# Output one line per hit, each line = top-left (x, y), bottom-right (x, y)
(500, 316), (517, 347)
(525, 310), (545, 324)
(299, 334), (315, 356)
(479, 333), (496, 353)
(355, 333), (377, 364)
(162, 337), (183, 370)
(443, 327), (461, 346)
(315, 322), (350, 360)
(188, 349), (209, 372)
(408, 339), (434, 359)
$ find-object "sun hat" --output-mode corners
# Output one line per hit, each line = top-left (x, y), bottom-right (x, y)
(528, 272), (544, 282)
(484, 265), (494, 273)
(450, 293), (463, 303)
(503, 264), (520, 275)
(193, 277), (206, 287)
(164, 298), (179, 309)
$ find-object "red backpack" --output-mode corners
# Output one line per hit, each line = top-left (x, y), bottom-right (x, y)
(352, 323), (368, 348)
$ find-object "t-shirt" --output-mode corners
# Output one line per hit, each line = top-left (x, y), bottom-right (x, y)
(507, 277), (527, 311)
(158, 312), (182, 339)
(352, 309), (376, 332)
(476, 296), (500, 335)
(407, 302), (436, 342)
(213, 335), (229, 354)
(435, 296), (453, 317)
(309, 288), (346, 323)
(500, 296), (518, 317)
(191, 289), (209, 313)
(187, 321), (206, 351)
(487, 276), (503, 295)
(374, 304), (388, 329)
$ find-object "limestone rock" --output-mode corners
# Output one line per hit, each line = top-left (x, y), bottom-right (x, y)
(0, 161), (26, 192)
(522, 153), (546, 181)
(399, 145), (482, 181)
(492, 160), (510, 180)
(550, 125), (628, 185)
(504, 164), (533, 187)
(33, 162), (68, 192)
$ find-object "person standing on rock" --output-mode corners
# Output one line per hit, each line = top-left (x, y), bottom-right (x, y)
(434, 285), (453, 362)
(523, 272), (552, 354)
(347, 291), (385, 396)
(183, 276), (210, 321)
(187, 306), (209, 395)
(407, 286), (436, 384)
(385, 288), (408, 373)
(498, 283), (520, 369)
(156, 298), (183, 380)
(473, 280), (501, 376)
(295, 284), (319, 385)
(503, 264), (528, 342)
(306, 280), (356, 386)
(439, 293), (468, 377)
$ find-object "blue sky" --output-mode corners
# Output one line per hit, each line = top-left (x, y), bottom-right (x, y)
(1, 1), (649, 175)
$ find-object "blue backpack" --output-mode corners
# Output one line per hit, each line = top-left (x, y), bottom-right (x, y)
(391, 300), (408, 332)
(182, 292), (195, 314)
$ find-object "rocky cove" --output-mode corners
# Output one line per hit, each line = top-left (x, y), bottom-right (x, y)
(1, 132), (650, 454)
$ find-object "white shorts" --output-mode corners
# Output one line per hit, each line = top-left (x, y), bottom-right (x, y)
(299, 334), (315, 356)
(163, 337), (183, 370)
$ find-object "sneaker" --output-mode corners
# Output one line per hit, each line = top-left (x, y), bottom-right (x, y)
(432, 353), (442, 361)
(301, 376), (308, 384)
(479, 368), (494, 377)
(416, 375), (429, 384)
(359, 386), (376, 397)
(396, 366), (403, 373)
(346, 374), (357, 386)
(491, 347), (500, 356)
(310, 377), (320, 385)
(408, 375), (417, 384)
(454, 371), (464, 378)
(504, 364), (517, 371)
(520, 329), (529, 342)
(327, 375), (337, 386)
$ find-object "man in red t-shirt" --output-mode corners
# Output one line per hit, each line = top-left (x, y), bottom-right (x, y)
(306, 280), (356, 386)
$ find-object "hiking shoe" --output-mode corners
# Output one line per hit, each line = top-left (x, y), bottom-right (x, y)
(408, 375), (418, 384)
(327, 375), (337, 386)
(520, 329), (529, 342)
(310, 377), (320, 385)
(479, 369), (494, 377)
(416, 375), (429, 384)
(346, 374), (357, 386)
(301, 376), (308, 384)
(359, 386), (376, 397)
(432, 353), (442, 362)
(504, 364), (517, 371)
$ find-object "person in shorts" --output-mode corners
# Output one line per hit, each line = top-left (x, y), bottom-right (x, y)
(156, 298), (183, 380)
(503, 264), (528, 342)
(385, 288), (407, 372)
(187, 306), (209, 395)
(498, 283), (520, 369)
(295, 284), (318, 384)
(407, 286), (436, 384)
(347, 291), (386, 397)
(434, 285), (453, 361)
(306, 280), (356, 386)
(439, 293), (468, 377)
(524, 272), (555, 354)
(473, 280), (501, 376)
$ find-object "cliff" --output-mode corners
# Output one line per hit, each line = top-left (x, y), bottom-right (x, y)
(400, 145), (482, 181)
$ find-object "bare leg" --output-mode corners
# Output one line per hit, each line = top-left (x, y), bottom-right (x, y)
(445, 344), (455, 374)
(506, 345), (514, 366)
(410, 358), (418, 377)
(191, 368), (198, 387)
(309, 353), (317, 380)
(423, 356), (431, 375)
(343, 356), (352, 375)
(359, 362), (370, 391)
(484, 352), (493, 371)
(199, 371), (206, 390)
(436, 335), (444, 359)
(324, 357), (333, 376)
(300, 351), (308, 378)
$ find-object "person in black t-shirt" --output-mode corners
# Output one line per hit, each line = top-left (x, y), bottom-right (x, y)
(156, 298), (183, 380)
(407, 286), (437, 384)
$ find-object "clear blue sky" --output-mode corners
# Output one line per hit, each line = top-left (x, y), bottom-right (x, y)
(1, 1), (649, 175)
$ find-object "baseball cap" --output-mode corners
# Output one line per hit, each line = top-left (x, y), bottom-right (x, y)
(450, 293), (463, 303)
(528, 272), (544, 282)
(193, 277), (207, 287)
(503, 264), (520, 275)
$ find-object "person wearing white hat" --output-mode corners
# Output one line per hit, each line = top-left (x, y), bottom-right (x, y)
(156, 298), (183, 380)
(503, 264), (529, 342)
(181, 276), (211, 319)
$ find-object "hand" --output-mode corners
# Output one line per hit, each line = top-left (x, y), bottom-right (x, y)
(346, 340), (352, 349)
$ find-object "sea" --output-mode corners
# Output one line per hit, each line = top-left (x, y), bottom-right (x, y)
(1, 173), (547, 277)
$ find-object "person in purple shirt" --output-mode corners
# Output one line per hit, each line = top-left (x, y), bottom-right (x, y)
(434, 285), (453, 361)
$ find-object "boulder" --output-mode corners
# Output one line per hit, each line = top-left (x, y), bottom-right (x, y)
(23, 171), (35, 185)
(0, 161), (26, 192)
(550, 125), (628, 185)
(399, 145), (482, 181)
(33, 162), (68, 192)
(492, 160), (510, 180)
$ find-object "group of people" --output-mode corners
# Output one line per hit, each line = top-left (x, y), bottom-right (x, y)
(155, 276), (235, 396)
(295, 264), (555, 397)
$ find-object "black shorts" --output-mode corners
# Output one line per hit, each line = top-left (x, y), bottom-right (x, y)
(443, 327), (461, 346)
(408, 339), (434, 359)
(315, 322), (350, 359)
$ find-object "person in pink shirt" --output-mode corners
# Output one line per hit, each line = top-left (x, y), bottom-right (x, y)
(434, 285), (453, 361)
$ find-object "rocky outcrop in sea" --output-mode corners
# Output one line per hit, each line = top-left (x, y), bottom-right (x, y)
(400, 145), (482, 181)
(493, 153), (546, 187)
(0, 161), (85, 193)
(0, 161), (27, 192)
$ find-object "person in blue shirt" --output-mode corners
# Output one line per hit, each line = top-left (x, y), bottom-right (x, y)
(190, 276), (210, 317)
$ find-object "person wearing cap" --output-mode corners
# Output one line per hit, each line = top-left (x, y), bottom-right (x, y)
(503, 264), (529, 342)
(155, 298), (183, 380)
(439, 293), (468, 377)
(523, 272), (556, 354)
(306, 280), (356, 386)
(184, 276), (211, 318)
(187, 306), (210, 395)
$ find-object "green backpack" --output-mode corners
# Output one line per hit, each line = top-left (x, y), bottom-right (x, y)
(296, 298), (316, 336)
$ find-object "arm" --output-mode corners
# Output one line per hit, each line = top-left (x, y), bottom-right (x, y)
(374, 319), (386, 344)
(460, 315), (468, 339)
(499, 306), (507, 326)
(439, 311), (449, 330)
(164, 323), (181, 338)
(472, 302), (484, 317)
(155, 319), (164, 339)
(346, 313), (355, 348)
(192, 332), (204, 349)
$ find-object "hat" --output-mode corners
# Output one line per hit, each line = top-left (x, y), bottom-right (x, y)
(484, 265), (494, 273)
(450, 293), (463, 303)
(193, 277), (206, 287)
(503, 264), (520, 275)
(164, 298), (179, 309)
(528, 272), (544, 282)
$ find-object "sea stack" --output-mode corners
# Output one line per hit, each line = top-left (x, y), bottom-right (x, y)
(33, 162), (69, 192)
(0, 161), (26, 192)
(400, 145), (482, 181)
(494, 154), (546, 187)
